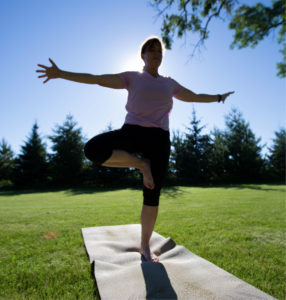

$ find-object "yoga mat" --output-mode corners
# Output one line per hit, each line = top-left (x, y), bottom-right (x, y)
(82, 224), (276, 300)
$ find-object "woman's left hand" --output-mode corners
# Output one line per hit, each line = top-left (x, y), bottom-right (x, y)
(221, 91), (235, 103)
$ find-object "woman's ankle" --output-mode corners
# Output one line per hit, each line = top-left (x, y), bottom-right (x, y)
(141, 242), (150, 249)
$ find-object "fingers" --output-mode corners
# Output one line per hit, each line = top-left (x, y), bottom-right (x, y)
(49, 58), (56, 67)
(36, 59), (56, 83)
(37, 58), (57, 73)
(37, 64), (48, 69)
(37, 73), (49, 83)
(222, 91), (235, 98)
(220, 91), (235, 104)
(37, 58), (56, 69)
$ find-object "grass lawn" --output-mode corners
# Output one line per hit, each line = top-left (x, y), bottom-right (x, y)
(0, 184), (285, 299)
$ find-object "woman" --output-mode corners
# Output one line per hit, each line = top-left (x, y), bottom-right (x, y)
(36, 37), (234, 262)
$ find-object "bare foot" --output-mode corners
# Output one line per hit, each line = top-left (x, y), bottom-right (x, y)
(141, 158), (155, 190)
(140, 245), (159, 262)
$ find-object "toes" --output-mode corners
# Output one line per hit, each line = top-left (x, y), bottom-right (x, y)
(144, 181), (155, 190)
(148, 185), (155, 190)
(151, 255), (159, 262)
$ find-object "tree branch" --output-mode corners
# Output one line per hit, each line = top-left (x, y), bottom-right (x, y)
(189, 0), (228, 59)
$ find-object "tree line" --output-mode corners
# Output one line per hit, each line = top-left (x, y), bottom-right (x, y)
(0, 108), (285, 190)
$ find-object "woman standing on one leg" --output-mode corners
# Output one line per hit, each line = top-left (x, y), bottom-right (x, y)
(36, 37), (234, 262)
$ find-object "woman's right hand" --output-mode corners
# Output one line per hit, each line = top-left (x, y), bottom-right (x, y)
(36, 58), (61, 83)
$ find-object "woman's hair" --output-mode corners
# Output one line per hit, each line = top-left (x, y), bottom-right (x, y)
(141, 36), (164, 55)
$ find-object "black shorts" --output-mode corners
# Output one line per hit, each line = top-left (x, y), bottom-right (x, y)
(84, 124), (171, 206)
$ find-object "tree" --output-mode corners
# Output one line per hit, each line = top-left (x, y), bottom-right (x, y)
(169, 129), (184, 174)
(49, 114), (86, 186)
(224, 108), (264, 182)
(152, 0), (285, 77)
(267, 127), (285, 181)
(0, 139), (15, 183)
(209, 127), (228, 183)
(15, 122), (48, 187)
(172, 108), (212, 184)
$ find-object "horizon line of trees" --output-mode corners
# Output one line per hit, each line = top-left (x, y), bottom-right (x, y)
(0, 108), (285, 190)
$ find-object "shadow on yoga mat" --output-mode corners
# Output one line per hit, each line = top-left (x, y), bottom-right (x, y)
(82, 224), (276, 300)
(141, 259), (177, 299)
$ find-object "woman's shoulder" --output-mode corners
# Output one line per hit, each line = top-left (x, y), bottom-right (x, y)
(119, 71), (143, 79)
(121, 71), (142, 75)
(160, 74), (178, 85)
(159, 73), (174, 81)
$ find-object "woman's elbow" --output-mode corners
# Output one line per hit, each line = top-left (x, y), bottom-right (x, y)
(175, 89), (197, 102)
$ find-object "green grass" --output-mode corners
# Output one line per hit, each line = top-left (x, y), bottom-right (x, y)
(0, 184), (285, 299)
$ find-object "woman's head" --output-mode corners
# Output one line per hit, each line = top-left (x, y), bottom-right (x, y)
(141, 36), (164, 69)
(141, 37), (163, 56)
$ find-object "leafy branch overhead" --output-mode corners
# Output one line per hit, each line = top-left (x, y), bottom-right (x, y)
(152, 0), (285, 77)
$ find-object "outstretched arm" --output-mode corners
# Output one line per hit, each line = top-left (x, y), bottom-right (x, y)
(175, 87), (235, 104)
(36, 58), (124, 89)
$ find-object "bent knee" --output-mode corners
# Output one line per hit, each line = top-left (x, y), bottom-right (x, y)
(84, 141), (94, 162)
(84, 137), (112, 165)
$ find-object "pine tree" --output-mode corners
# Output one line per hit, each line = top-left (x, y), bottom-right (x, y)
(172, 108), (211, 184)
(209, 128), (228, 183)
(15, 122), (48, 187)
(267, 128), (286, 181)
(169, 129), (184, 174)
(224, 108), (264, 182)
(49, 114), (85, 186)
(0, 139), (15, 184)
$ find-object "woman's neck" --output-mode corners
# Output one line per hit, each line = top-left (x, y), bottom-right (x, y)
(143, 66), (159, 78)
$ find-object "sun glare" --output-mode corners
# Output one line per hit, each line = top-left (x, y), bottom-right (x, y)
(120, 52), (144, 72)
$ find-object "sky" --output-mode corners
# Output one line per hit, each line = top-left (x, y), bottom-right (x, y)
(1, 0), (285, 157)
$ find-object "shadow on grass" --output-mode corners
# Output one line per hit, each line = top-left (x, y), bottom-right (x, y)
(162, 186), (186, 198)
(66, 186), (136, 196)
(204, 183), (286, 193)
(0, 183), (284, 197)
(0, 186), (136, 196)
(0, 187), (66, 196)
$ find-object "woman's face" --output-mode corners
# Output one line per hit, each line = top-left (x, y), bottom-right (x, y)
(142, 42), (163, 69)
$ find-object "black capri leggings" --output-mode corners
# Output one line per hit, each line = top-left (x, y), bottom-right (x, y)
(84, 124), (170, 206)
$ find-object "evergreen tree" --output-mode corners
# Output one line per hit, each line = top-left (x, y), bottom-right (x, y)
(224, 108), (264, 182)
(172, 108), (211, 184)
(169, 129), (184, 174)
(168, 129), (184, 185)
(49, 114), (86, 186)
(209, 128), (228, 183)
(267, 128), (285, 181)
(0, 139), (15, 183)
(15, 122), (48, 187)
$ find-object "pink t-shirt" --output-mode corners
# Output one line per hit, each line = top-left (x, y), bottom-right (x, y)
(119, 71), (184, 131)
